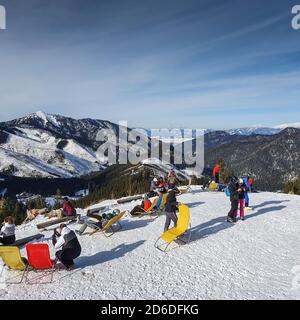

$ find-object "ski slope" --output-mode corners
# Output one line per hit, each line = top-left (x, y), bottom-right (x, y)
(1, 187), (300, 300)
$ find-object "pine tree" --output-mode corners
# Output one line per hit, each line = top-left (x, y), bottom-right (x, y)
(217, 158), (234, 184)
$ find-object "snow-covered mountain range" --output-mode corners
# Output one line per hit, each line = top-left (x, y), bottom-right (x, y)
(0, 112), (120, 178)
(0, 111), (300, 179)
(224, 123), (300, 136)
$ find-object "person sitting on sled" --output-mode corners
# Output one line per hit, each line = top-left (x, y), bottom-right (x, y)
(52, 224), (81, 270)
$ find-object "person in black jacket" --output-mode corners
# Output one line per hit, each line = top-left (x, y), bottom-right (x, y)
(164, 189), (179, 232)
(52, 224), (82, 270)
(227, 176), (239, 223)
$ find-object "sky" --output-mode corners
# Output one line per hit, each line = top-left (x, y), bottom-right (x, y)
(0, 0), (300, 129)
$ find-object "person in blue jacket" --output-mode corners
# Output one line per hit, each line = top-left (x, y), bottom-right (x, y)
(242, 175), (251, 208)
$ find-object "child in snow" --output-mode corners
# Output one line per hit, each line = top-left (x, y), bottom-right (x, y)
(0, 216), (16, 245)
(235, 179), (247, 221)
(227, 176), (239, 223)
(52, 224), (81, 270)
(164, 188), (179, 232)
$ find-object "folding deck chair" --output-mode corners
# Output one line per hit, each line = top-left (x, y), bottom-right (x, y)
(154, 204), (191, 253)
(89, 211), (127, 237)
(25, 244), (56, 284)
(208, 181), (219, 191)
(0, 246), (28, 284)
(135, 195), (165, 218)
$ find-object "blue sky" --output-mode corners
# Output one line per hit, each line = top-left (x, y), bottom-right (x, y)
(0, 0), (300, 128)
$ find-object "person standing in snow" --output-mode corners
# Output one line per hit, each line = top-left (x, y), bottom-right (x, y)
(62, 197), (77, 217)
(213, 163), (220, 183)
(235, 179), (247, 222)
(0, 216), (16, 245)
(52, 224), (81, 270)
(167, 169), (177, 186)
(243, 175), (253, 207)
(227, 176), (239, 223)
(164, 188), (179, 232)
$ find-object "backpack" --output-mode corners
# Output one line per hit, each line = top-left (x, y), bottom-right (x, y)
(225, 186), (231, 197)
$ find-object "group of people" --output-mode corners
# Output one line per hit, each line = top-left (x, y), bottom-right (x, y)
(131, 169), (181, 232)
(226, 175), (253, 223)
(0, 214), (81, 270)
(0, 165), (256, 270)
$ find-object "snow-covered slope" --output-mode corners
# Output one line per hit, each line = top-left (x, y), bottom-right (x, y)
(1, 188), (299, 300)
(0, 111), (152, 178)
(0, 128), (105, 178)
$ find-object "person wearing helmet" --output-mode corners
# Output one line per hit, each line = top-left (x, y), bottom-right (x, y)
(149, 177), (159, 197)
(227, 176), (239, 223)
(236, 178), (247, 221)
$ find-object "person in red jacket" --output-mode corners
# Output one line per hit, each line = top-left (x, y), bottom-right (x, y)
(157, 176), (167, 193)
(62, 197), (77, 217)
(130, 195), (152, 216)
(213, 164), (220, 183)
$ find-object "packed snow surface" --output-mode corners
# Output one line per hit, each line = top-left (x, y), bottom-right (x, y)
(1, 187), (299, 300)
